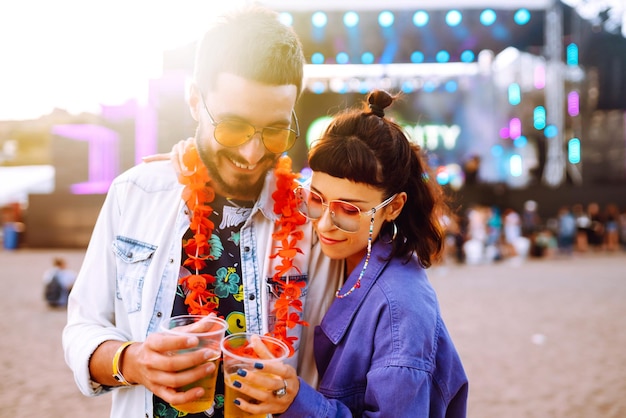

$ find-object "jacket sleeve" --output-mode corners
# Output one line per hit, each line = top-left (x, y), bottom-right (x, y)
(62, 179), (130, 397)
(280, 377), (353, 417)
(282, 367), (436, 418)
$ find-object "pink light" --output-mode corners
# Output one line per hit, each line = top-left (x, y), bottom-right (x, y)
(499, 127), (510, 139)
(52, 124), (119, 194)
(509, 118), (521, 139)
(567, 91), (579, 116)
(534, 65), (545, 89)
(70, 181), (112, 194)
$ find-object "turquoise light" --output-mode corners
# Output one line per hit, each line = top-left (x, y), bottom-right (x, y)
(514, 9), (531, 25)
(480, 9), (496, 26)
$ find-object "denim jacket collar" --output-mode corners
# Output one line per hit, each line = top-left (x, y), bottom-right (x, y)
(320, 239), (393, 344)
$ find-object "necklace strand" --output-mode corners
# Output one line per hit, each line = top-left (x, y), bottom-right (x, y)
(178, 144), (306, 354)
(336, 215), (375, 298)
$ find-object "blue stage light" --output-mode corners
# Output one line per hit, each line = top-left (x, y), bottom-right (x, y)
(460, 50), (475, 62)
(378, 11), (394, 28)
(566, 43), (578, 66)
(568, 138), (581, 164)
(492, 25), (509, 41)
(436, 50), (450, 63)
(311, 81), (326, 94)
(444, 80), (458, 93)
(361, 52), (375, 64)
(312, 11), (328, 28)
(514, 135), (528, 148)
(445, 10), (462, 27)
(533, 106), (546, 130)
(336, 52), (349, 64)
(413, 11), (429, 27)
(508, 83), (521, 106)
(480, 9), (497, 26)
(343, 11), (359, 28)
(311, 52), (325, 65)
(401, 81), (415, 93)
(544, 124), (558, 138)
(514, 9), (531, 25)
(423, 81), (437, 93)
(411, 51), (425, 63)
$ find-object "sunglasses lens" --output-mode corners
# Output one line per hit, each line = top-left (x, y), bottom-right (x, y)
(328, 201), (361, 232)
(214, 121), (255, 147)
(295, 188), (361, 232)
(295, 188), (321, 219)
(262, 128), (295, 154)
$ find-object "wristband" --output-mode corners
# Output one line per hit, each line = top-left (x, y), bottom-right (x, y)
(112, 341), (136, 386)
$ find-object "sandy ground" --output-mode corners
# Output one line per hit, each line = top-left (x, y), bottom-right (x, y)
(1, 247), (625, 418)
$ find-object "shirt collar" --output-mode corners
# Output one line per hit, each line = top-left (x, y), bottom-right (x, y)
(254, 169), (280, 221)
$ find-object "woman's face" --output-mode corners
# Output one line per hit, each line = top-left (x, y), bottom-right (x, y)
(309, 172), (393, 271)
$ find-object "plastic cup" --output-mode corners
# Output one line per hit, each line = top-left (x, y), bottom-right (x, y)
(221, 333), (289, 418)
(160, 315), (228, 414)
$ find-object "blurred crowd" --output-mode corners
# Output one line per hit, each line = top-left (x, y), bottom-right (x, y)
(441, 200), (626, 265)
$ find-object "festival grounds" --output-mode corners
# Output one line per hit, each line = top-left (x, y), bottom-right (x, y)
(1, 248), (625, 417)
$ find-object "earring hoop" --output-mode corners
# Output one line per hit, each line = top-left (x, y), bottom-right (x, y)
(384, 221), (398, 244)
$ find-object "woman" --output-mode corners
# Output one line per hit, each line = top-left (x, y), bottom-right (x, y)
(230, 90), (468, 417)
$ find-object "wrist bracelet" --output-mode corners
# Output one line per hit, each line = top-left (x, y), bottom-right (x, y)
(112, 341), (136, 386)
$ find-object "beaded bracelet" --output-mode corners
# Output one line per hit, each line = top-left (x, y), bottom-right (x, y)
(112, 341), (136, 386)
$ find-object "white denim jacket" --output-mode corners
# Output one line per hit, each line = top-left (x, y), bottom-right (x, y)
(62, 160), (341, 418)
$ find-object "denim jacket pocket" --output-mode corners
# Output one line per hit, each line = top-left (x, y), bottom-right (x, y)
(112, 236), (157, 313)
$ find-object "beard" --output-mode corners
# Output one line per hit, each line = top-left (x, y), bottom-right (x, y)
(195, 135), (278, 201)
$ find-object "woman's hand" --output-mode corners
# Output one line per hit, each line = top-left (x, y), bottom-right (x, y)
(230, 361), (299, 416)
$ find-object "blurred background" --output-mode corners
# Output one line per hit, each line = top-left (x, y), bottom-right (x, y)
(1, 2), (625, 417)
(1, 0), (625, 253)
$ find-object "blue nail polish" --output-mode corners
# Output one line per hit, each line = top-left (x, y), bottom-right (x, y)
(237, 369), (247, 377)
(233, 380), (242, 388)
(253, 362), (264, 369)
(234, 399), (241, 406)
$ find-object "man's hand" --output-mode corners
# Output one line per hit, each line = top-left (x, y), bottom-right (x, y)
(123, 332), (217, 405)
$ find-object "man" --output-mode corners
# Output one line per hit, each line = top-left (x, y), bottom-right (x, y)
(63, 6), (341, 417)
(43, 257), (76, 308)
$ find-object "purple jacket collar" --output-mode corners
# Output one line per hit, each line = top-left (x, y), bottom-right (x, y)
(320, 238), (393, 345)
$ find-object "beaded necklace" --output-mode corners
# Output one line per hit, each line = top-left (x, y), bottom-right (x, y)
(177, 145), (307, 354)
(335, 215), (375, 298)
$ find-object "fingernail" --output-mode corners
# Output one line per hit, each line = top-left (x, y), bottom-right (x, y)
(234, 399), (241, 406)
(253, 362), (264, 369)
(237, 369), (247, 377)
(233, 380), (242, 388)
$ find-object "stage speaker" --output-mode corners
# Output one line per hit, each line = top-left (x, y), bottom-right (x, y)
(585, 33), (626, 110)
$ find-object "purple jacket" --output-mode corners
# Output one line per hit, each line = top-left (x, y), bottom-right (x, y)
(284, 239), (468, 417)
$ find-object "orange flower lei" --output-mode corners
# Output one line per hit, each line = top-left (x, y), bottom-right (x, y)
(177, 145), (307, 355)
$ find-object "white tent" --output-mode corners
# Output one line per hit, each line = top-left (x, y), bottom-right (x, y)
(0, 166), (54, 207)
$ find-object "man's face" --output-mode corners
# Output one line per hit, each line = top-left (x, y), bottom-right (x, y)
(191, 72), (298, 201)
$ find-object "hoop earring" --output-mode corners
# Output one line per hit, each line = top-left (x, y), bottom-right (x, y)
(384, 221), (398, 244)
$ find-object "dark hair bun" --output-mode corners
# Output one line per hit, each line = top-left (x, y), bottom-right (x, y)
(367, 90), (394, 117)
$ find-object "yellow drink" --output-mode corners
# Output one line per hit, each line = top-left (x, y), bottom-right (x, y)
(220, 333), (290, 418)
(171, 356), (221, 414)
(224, 374), (265, 418)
